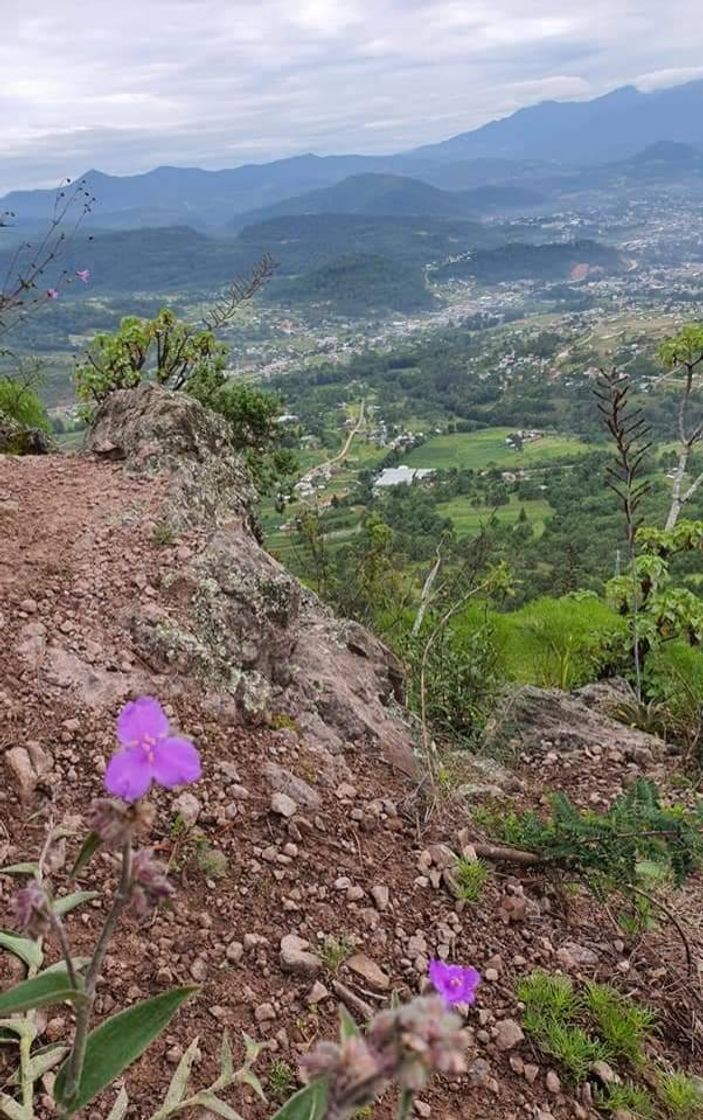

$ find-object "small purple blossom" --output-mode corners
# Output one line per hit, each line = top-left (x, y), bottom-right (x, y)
(428, 960), (481, 1006)
(75, 269), (90, 282)
(131, 849), (174, 914)
(104, 696), (201, 802)
(46, 288), (59, 300)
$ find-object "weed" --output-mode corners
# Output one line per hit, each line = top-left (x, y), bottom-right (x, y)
(268, 1060), (296, 1102)
(658, 1070), (703, 1118)
(194, 839), (228, 879)
(596, 1081), (656, 1118)
(320, 935), (353, 973)
(581, 982), (655, 1066)
(532, 1020), (610, 1084)
(453, 857), (489, 902)
(270, 712), (302, 736)
(516, 970), (578, 1022)
(151, 519), (175, 547)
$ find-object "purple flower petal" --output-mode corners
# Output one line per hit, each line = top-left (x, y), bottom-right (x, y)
(151, 737), (201, 789)
(104, 748), (153, 802)
(117, 697), (169, 747)
(428, 959), (481, 1006)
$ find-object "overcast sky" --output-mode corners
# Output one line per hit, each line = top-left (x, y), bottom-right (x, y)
(1, 0), (702, 193)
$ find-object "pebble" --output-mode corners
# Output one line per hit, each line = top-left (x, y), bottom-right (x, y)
(494, 1018), (525, 1051)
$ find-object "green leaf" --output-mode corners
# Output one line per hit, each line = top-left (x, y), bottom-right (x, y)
(194, 1094), (245, 1119)
(235, 1067), (266, 1101)
(0, 1091), (27, 1120)
(27, 1043), (69, 1082)
(0, 931), (43, 971)
(162, 1036), (200, 1110)
(0, 863), (39, 877)
(53, 891), (99, 917)
(219, 1032), (233, 1080)
(396, 1088), (414, 1120)
(338, 1005), (360, 1040)
(269, 1079), (328, 1120)
(242, 1033), (265, 1063)
(70, 832), (102, 879)
(105, 1087), (129, 1120)
(54, 987), (195, 1115)
(0, 969), (85, 1015)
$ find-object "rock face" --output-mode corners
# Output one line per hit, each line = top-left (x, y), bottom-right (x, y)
(481, 681), (661, 760)
(0, 412), (51, 455)
(85, 384), (415, 771)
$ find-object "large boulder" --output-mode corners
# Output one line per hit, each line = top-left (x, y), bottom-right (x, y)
(86, 385), (415, 773)
(481, 681), (661, 761)
(0, 412), (51, 455)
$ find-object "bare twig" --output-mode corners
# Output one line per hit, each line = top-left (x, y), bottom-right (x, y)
(202, 253), (277, 330)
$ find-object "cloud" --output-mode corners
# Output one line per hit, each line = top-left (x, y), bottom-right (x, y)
(1, 0), (702, 191)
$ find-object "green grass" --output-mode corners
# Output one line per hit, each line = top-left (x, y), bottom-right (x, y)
(319, 935), (353, 973)
(453, 857), (490, 902)
(405, 427), (591, 471)
(658, 1071), (703, 1118)
(268, 1060), (296, 1102)
(581, 982), (655, 1067)
(596, 1081), (656, 1118)
(437, 494), (552, 537)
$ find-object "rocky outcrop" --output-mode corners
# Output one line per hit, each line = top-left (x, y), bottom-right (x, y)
(482, 680), (661, 762)
(0, 411), (51, 455)
(85, 384), (415, 772)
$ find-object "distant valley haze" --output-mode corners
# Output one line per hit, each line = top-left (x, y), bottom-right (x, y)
(2, 0), (703, 194)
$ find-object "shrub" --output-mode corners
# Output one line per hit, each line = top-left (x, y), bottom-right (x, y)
(644, 641), (703, 756)
(0, 375), (50, 432)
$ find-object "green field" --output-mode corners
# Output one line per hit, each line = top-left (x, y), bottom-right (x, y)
(437, 495), (552, 537)
(405, 428), (591, 471)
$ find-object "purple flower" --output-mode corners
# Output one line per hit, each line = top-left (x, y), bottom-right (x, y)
(46, 288), (59, 300)
(75, 269), (90, 283)
(428, 960), (481, 1006)
(104, 696), (201, 802)
(13, 881), (50, 936)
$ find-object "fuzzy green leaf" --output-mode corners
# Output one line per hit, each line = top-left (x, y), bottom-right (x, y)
(105, 1087), (129, 1120)
(268, 1079), (328, 1120)
(0, 931), (43, 971)
(235, 1067), (266, 1101)
(0, 863), (39, 877)
(195, 1094), (245, 1120)
(0, 969), (84, 1015)
(338, 1005), (360, 1040)
(54, 987), (195, 1115)
(0, 1091), (27, 1120)
(70, 833), (102, 879)
(162, 1036), (200, 1109)
(219, 1032), (233, 1080)
(53, 891), (99, 917)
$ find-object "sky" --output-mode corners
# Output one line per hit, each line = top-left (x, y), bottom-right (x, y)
(1, 0), (702, 193)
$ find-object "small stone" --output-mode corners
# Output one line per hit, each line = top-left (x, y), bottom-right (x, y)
(414, 1102), (431, 1118)
(226, 941), (244, 964)
(494, 1019), (524, 1051)
(347, 885), (364, 902)
(590, 1060), (620, 1085)
(371, 884), (390, 911)
(468, 1058), (491, 1087)
(190, 957), (208, 982)
(5, 747), (37, 800)
(484, 968), (499, 982)
(523, 1064), (539, 1085)
(307, 981), (330, 1005)
(271, 792), (297, 818)
(557, 942), (599, 968)
(280, 934), (322, 977)
(346, 953), (390, 991)
(545, 1070), (561, 1094)
(172, 791), (201, 827)
(254, 1002), (276, 1023)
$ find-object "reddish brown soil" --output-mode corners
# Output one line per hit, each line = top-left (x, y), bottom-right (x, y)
(0, 454), (701, 1120)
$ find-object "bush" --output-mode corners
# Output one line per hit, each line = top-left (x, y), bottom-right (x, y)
(455, 595), (626, 690)
(644, 641), (703, 756)
(0, 376), (50, 432)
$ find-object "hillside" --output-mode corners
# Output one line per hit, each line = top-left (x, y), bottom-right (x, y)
(1, 386), (702, 1120)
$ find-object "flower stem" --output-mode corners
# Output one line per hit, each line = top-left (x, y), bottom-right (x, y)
(62, 838), (134, 1106)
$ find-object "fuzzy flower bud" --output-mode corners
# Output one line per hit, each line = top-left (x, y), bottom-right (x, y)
(12, 881), (51, 937)
(130, 849), (174, 915)
(88, 798), (155, 848)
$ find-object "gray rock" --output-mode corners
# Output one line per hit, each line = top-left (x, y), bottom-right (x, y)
(494, 1019), (525, 1051)
(371, 884), (390, 911)
(346, 953), (390, 991)
(271, 792), (297, 818)
(172, 791), (201, 827)
(6, 747), (39, 800)
(264, 763), (321, 810)
(280, 934), (322, 977)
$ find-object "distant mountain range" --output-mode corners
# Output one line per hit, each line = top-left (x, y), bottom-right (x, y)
(2, 80), (702, 232)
